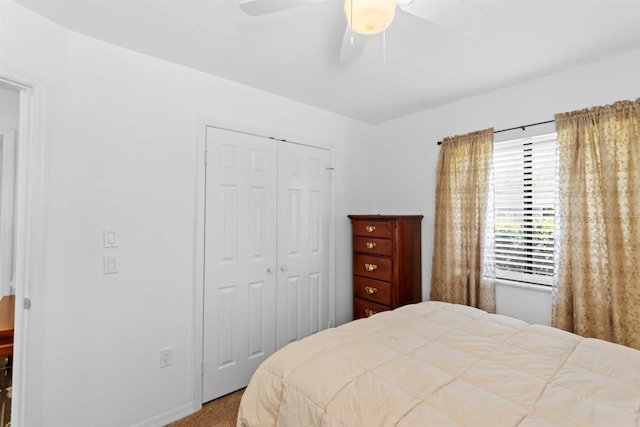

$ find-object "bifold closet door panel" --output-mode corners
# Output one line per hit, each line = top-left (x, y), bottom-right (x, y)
(202, 127), (278, 403)
(275, 142), (331, 350)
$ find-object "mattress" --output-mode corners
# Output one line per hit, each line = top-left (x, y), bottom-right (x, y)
(237, 301), (640, 426)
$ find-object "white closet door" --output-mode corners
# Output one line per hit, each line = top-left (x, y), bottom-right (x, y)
(276, 142), (331, 349)
(202, 127), (277, 402)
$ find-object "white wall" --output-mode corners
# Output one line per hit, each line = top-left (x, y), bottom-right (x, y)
(371, 48), (640, 325)
(1, 1), (373, 425)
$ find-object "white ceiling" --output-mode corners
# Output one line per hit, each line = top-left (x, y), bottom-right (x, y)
(15, 0), (640, 123)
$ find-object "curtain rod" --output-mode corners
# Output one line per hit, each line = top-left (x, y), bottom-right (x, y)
(436, 120), (555, 146)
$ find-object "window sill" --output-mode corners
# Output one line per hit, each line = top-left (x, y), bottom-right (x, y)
(494, 278), (552, 293)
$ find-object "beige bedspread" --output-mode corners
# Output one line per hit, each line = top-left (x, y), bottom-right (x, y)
(237, 301), (640, 426)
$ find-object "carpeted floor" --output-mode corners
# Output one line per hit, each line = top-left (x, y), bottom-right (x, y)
(167, 388), (244, 427)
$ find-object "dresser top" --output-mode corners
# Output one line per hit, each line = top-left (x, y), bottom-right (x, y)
(348, 214), (423, 220)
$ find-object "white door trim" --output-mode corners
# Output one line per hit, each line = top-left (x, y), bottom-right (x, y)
(0, 70), (51, 427)
(192, 116), (336, 410)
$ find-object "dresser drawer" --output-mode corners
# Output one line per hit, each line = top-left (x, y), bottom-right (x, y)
(353, 254), (392, 281)
(352, 220), (392, 238)
(353, 276), (392, 305)
(353, 236), (392, 256)
(353, 298), (390, 319)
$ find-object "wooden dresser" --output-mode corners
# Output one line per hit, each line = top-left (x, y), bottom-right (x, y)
(348, 215), (423, 320)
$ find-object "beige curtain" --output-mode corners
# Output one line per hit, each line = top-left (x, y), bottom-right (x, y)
(553, 98), (640, 349)
(430, 128), (495, 313)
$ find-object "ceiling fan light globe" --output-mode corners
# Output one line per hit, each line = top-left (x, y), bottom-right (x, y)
(344, 0), (397, 35)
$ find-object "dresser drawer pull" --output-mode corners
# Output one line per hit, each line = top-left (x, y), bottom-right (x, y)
(364, 263), (378, 272)
(365, 242), (377, 249)
(364, 286), (377, 294)
(365, 225), (376, 233)
(364, 308), (377, 317)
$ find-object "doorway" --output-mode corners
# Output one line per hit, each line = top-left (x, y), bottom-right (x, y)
(0, 82), (19, 427)
(0, 73), (48, 426)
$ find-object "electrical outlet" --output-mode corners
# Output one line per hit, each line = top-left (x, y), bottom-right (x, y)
(160, 347), (173, 368)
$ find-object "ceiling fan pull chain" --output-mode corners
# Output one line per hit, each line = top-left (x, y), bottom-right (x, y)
(350, 0), (354, 46)
(383, 30), (387, 64)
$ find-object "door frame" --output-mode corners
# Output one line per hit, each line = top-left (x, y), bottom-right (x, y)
(192, 117), (336, 410)
(0, 70), (51, 427)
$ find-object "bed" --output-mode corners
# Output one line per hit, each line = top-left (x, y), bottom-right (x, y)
(237, 301), (640, 426)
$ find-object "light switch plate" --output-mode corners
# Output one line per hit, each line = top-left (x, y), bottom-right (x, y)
(104, 228), (119, 248)
(160, 347), (173, 368)
(103, 254), (118, 274)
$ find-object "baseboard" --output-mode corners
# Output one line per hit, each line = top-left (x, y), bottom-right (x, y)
(131, 402), (196, 427)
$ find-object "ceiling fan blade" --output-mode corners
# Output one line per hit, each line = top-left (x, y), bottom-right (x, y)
(339, 24), (366, 62)
(398, 0), (483, 29)
(382, 8), (451, 57)
(239, 0), (328, 16)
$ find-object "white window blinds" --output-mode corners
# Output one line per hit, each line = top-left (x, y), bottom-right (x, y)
(493, 133), (557, 286)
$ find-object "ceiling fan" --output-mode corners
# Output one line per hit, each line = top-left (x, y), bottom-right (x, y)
(239, 0), (475, 62)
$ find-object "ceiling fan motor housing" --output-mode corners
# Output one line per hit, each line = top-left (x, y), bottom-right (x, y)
(344, 0), (397, 35)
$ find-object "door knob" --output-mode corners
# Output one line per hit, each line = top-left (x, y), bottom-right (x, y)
(267, 267), (273, 273)
(280, 266), (287, 272)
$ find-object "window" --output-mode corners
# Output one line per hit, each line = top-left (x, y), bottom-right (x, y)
(492, 133), (557, 286)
